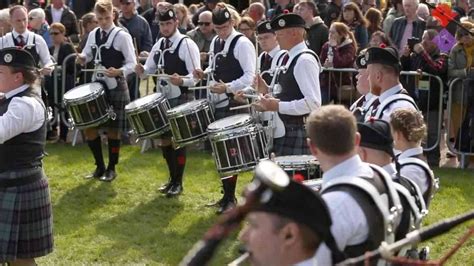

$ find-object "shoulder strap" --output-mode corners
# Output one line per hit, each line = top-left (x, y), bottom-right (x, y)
(375, 93), (419, 119)
(397, 157), (438, 206)
(89, 27), (100, 46)
(286, 49), (322, 72)
(104, 27), (123, 48)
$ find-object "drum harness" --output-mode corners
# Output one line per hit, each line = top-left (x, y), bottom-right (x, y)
(320, 164), (403, 265)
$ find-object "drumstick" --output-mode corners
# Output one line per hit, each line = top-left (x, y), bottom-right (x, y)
(133, 37), (140, 64)
(229, 103), (252, 111)
(187, 85), (208, 90)
(147, 73), (189, 79)
(81, 68), (108, 73)
(243, 94), (259, 99)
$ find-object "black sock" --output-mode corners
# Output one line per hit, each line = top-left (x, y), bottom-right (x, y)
(174, 147), (186, 184)
(222, 175), (237, 200)
(107, 138), (121, 171)
(87, 136), (104, 170)
(161, 146), (175, 181)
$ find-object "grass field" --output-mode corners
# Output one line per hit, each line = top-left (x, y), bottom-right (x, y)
(37, 143), (473, 265)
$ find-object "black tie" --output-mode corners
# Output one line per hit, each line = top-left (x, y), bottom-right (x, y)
(101, 30), (107, 42)
(17, 35), (25, 47)
(165, 39), (171, 49)
(370, 98), (381, 117)
(264, 53), (272, 67)
(281, 54), (289, 65)
(357, 95), (366, 108)
(219, 39), (225, 51)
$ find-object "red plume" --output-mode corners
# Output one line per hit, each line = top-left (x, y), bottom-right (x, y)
(432, 4), (457, 27)
(283, 9), (290, 14)
(379, 43), (387, 48)
(293, 173), (305, 183)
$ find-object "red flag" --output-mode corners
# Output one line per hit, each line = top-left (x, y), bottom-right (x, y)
(432, 4), (457, 27)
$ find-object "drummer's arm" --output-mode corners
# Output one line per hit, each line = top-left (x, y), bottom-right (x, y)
(118, 32), (137, 77)
(225, 39), (256, 94)
(0, 97), (44, 144)
(140, 49), (158, 78)
(181, 38), (202, 87)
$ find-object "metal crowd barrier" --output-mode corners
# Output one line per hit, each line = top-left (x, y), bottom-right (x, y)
(321, 68), (444, 153)
(446, 78), (474, 169)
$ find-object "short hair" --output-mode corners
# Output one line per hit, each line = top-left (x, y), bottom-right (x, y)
(94, 0), (113, 14)
(9, 5), (27, 17)
(28, 8), (45, 21)
(50, 22), (66, 33)
(390, 109), (426, 143)
(270, 214), (321, 252)
(248, 2), (265, 16)
(0, 8), (9, 22)
(10, 66), (38, 85)
(298, 0), (318, 17)
(239, 16), (256, 29)
(81, 12), (96, 27)
(306, 105), (357, 156)
(402, 0), (419, 6)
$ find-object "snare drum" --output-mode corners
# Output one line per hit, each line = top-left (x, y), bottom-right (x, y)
(63, 82), (112, 129)
(125, 93), (171, 139)
(207, 114), (268, 176)
(167, 99), (214, 148)
(273, 155), (322, 181)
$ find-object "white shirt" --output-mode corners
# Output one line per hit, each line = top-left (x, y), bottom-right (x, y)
(206, 29), (256, 93)
(315, 155), (373, 265)
(51, 7), (64, 23)
(373, 83), (417, 122)
(81, 25), (137, 77)
(0, 30), (54, 68)
(0, 85), (45, 144)
(278, 41), (321, 116)
(383, 163), (397, 177)
(143, 30), (201, 87)
(398, 147), (429, 194)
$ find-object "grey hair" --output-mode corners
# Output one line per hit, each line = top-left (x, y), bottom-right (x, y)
(28, 8), (46, 22)
(0, 8), (9, 22)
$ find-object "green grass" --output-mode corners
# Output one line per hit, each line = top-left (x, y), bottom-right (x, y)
(37, 143), (473, 265)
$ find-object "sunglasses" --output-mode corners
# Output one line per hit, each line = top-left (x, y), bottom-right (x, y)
(198, 22), (211, 26)
(50, 31), (62, 35)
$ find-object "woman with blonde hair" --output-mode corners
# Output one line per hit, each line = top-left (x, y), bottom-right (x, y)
(319, 22), (358, 105)
(174, 3), (194, 33)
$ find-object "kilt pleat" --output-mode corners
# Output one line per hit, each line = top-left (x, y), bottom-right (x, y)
(102, 78), (130, 132)
(0, 174), (53, 262)
(273, 124), (310, 156)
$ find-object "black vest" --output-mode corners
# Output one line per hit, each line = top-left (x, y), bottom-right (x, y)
(260, 52), (273, 85)
(323, 167), (391, 265)
(393, 175), (424, 241)
(0, 88), (46, 173)
(213, 35), (244, 83)
(276, 52), (314, 125)
(155, 37), (189, 94)
(12, 34), (40, 67)
(91, 29), (125, 69)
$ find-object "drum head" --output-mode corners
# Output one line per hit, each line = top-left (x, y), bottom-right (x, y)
(125, 92), (164, 111)
(167, 99), (208, 116)
(274, 155), (318, 166)
(208, 114), (253, 132)
(64, 82), (103, 101)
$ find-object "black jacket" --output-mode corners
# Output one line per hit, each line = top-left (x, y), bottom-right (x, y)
(45, 5), (79, 42)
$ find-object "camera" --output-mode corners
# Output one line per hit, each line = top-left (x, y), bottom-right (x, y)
(407, 37), (421, 50)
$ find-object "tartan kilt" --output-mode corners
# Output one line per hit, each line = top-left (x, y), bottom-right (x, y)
(160, 94), (188, 139)
(0, 171), (53, 262)
(101, 78), (130, 132)
(273, 124), (310, 156)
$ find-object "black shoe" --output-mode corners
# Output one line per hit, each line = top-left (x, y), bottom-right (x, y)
(159, 179), (172, 194)
(216, 197), (237, 214)
(99, 169), (117, 182)
(166, 183), (183, 198)
(85, 167), (105, 179)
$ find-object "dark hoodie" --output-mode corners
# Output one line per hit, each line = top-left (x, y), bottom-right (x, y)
(306, 16), (329, 56)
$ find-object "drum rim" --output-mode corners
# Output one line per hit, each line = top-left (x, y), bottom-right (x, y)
(125, 93), (166, 113)
(133, 125), (170, 139)
(207, 114), (254, 132)
(208, 124), (261, 141)
(64, 82), (105, 103)
(71, 113), (110, 129)
(166, 99), (209, 117)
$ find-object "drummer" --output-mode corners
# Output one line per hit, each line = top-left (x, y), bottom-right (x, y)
(253, 13), (321, 156)
(135, 7), (201, 197)
(194, 4), (256, 214)
(77, 0), (137, 182)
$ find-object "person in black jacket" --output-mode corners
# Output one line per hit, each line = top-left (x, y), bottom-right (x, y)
(45, 22), (76, 143)
(294, 0), (328, 56)
(44, 0), (80, 43)
(400, 29), (448, 167)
